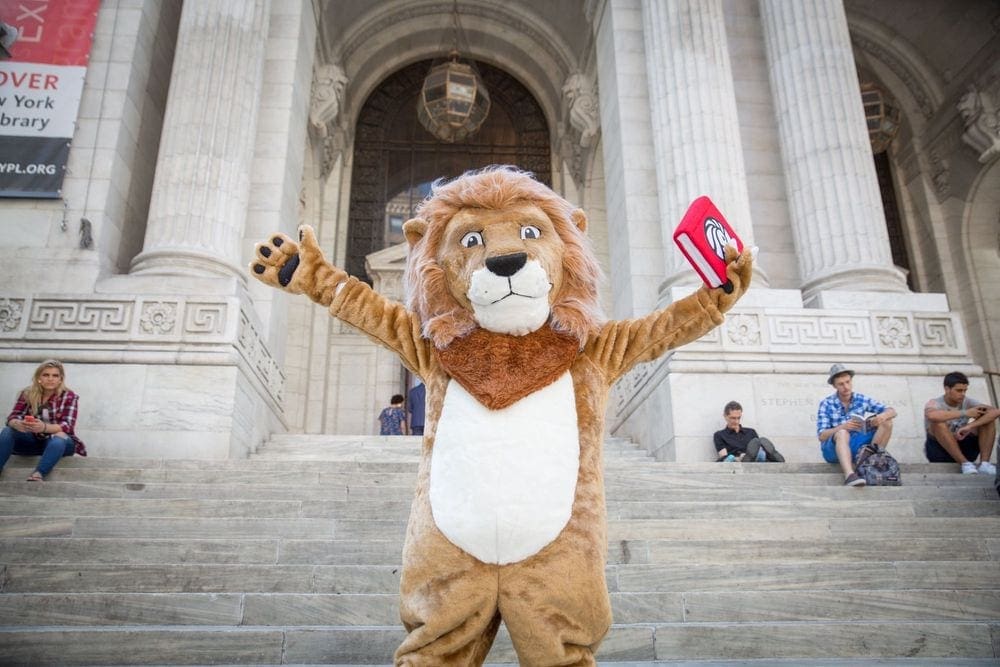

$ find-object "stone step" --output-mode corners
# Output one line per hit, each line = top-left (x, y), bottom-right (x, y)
(1, 453), (983, 478)
(608, 559), (1000, 592)
(7, 559), (997, 595)
(4, 589), (1000, 627)
(2, 479), (995, 503)
(2, 496), (995, 521)
(1, 435), (997, 665)
(1, 514), (997, 542)
(2, 534), (995, 568)
(618, 536), (1000, 566)
(23, 662), (989, 667)
(0, 620), (995, 665)
(1, 468), (991, 492)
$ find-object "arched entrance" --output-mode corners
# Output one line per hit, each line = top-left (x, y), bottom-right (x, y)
(346, 60), (551, 280)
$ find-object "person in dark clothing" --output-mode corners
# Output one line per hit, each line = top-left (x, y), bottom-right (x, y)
(713, 400), (784, 462)
(406, 383), (426, 436)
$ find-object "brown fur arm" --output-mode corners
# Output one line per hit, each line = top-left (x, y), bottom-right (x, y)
(587, 247), (752, 382)
(250, 225), (430, 375)
(328, 277), (432, 376)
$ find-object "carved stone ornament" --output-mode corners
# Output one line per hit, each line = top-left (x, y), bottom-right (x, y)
(310, 63), (349, 136)
(957, 86), (1000, 164)
(140, 302), (178, 335)
(727, 313), (762, 346)
(561, 72), (600, 148)
(876, 316), (913, 349)
(929, 150), (950, 199)
(0, 297), (24, 332)
(321, 123), (348, 176)
(558, 129), (586, 190)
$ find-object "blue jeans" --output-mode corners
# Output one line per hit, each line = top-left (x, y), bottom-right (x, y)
(0, 426), (75, 476)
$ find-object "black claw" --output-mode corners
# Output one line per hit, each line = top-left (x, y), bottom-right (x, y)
(272, 237), (283, 247)
(253, 264), (265, 274)
(277, 253), (300, 286)
(298, 229), (304, 241)
(260, 246), (271, 258)
(722, 280), (734, 294)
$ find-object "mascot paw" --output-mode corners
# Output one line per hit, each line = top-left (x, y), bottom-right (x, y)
(713, 245), (753, 312)
(251, 232), (303, 291)
(249, 225), (346, 306)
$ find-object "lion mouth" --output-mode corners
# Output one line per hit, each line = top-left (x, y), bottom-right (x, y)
(487, 280), (552, 305)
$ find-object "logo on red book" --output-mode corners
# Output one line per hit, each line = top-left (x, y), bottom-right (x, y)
(704, 217), (736, 261)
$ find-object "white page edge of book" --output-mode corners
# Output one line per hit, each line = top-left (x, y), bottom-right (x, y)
(676, 232), (724, 288)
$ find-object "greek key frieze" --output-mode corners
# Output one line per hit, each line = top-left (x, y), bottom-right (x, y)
(769, 316), (870, 348)
(237, 309), (285, 404)
(915, 317), (957, 350)
(28, 301), (132, 333)
(185, 303), (226, 335)
(611, 361), (652, 417)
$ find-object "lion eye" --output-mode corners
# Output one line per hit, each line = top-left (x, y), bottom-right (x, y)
(520, 225), (540, 240)
(461, 231), (484, 248)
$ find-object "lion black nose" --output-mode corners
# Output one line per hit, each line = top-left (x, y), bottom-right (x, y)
(485, 252), (527, 277)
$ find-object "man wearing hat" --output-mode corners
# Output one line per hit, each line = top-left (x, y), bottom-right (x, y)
(816, 363), (897, 486)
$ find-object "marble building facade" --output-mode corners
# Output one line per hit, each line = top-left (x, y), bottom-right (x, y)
(0, 0), (997, 462)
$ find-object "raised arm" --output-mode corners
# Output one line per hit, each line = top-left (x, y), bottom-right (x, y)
(587, 246), (752, 383)
(250, 225), (431, 375)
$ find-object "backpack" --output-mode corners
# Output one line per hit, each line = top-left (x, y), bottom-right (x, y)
(855, 443), (901, 486)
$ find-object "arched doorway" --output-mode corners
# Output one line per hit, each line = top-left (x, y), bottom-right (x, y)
(346, 60), (551, 280)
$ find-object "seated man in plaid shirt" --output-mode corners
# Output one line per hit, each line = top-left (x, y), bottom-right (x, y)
(816, 363), (896, 487)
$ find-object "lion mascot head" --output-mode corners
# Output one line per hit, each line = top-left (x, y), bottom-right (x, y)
(402, 166), (606, 349)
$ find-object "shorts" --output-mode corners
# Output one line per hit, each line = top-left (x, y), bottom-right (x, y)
(821, 429), (875, 463)
(925, 432), (979, 463)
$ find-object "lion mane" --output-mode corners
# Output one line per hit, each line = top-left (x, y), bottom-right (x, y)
(403, 167), (607, 349)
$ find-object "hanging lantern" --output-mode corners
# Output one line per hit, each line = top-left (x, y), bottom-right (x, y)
(417, 53), (491, 143)
(861, 82), (901, 154)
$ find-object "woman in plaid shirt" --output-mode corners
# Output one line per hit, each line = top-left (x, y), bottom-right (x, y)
(1, 360), (87, 481)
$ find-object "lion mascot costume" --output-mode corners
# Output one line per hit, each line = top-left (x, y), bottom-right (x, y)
(250, 167), (751, 666)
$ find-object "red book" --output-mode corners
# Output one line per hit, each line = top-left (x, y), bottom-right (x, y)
(672, 196), (743, 293)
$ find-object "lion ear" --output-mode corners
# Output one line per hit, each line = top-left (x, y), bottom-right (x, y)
(403, 218), (428, 247)
(570, 209), (588, 233)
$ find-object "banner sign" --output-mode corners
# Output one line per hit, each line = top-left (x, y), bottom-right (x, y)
(0, 0), (100, 198)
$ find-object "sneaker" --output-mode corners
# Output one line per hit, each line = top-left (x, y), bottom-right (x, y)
(844, 472), (866, 487)
(961, 461), (978, 474)
(978, 461), (997, 475)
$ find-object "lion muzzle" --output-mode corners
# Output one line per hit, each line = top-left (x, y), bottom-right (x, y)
(467, 258), (552, 335)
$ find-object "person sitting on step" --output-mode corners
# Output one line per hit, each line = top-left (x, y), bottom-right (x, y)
(816, 363), (896, 487)
(0, 359), (88, 481)
(924, 371), (998, 475)
(713, 400), (785, 463)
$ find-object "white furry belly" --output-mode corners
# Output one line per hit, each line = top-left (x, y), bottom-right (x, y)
(429, 372), (579, 565)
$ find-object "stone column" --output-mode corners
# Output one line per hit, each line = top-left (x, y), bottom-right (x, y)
(130, 0), (270, 278)
(587, 0), (665, 317)
(759, 0), (907, 298)
(641, 0), (762, 288)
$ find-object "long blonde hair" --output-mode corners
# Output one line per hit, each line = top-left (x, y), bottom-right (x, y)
(22, 359), (69, 414)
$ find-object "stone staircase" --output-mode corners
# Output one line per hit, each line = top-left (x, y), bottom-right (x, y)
(0, 434), (998, 666)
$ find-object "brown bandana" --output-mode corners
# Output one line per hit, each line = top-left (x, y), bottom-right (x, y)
(435, 325), (580, 410)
